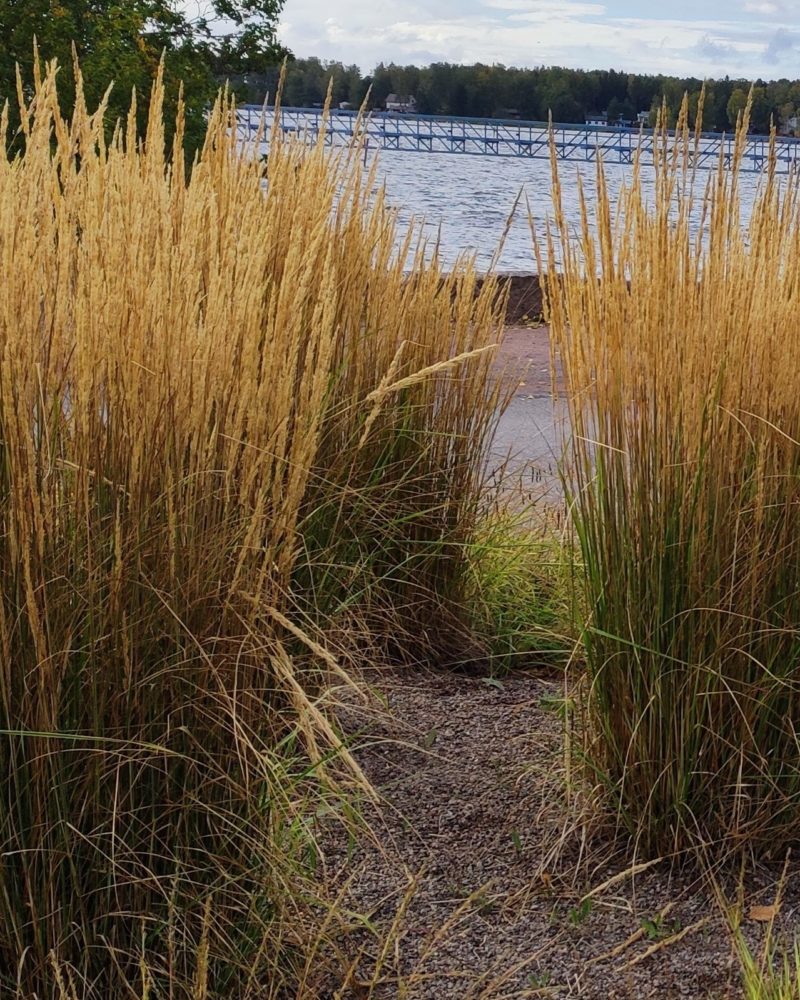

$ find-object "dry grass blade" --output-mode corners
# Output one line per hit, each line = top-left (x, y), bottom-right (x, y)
(620, 917), (711, 970)
(587, 904), (674, 965)
(543, 90), (800, 855)
(0, 57), (508, 998)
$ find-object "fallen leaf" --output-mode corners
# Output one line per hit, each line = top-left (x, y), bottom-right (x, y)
(750, 903), (780, 922)
(481, 677), (505, 690)
(422, 728), (437, 749)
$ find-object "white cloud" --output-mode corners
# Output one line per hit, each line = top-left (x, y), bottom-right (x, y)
(276, 0), (800, 78)
(743, 1), (781, 13)
(484, 0), (606, 13)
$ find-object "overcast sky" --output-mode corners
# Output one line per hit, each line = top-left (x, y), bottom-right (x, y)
(276, 0), (800, 79)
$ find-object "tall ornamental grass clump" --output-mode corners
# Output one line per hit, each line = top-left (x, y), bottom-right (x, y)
(542, 98), (800, 855)
(0, 63), (505, 997)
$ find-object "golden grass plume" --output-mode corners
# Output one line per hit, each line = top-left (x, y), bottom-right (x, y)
(0, 61), (507, 996)
(543, 93), (800, 855)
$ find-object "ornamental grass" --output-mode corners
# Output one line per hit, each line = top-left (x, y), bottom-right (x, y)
(0, 62), (506, 996)
(543, 96), (800, 855)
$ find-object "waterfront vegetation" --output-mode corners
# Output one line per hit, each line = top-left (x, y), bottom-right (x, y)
(543, 94), (800, 856)
(0, 65), (507, 996)
(4, 58), (800, 997)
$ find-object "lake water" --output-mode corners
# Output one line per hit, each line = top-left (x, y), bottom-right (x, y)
(251, 135), (773, 493)
(368, 148), (766, 273)
(226, 127), (783, 489)
(242, 112), (772, 273)
(363, 150), (779, 497)
(359, 148), (770, 498)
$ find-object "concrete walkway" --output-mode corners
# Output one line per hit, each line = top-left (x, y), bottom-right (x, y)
(489, 325), (568, 503)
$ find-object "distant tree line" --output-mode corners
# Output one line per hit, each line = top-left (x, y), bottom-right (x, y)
(232, 58), (800, 133)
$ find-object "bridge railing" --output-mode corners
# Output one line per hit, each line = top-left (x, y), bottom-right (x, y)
(235, 105), (800, 174)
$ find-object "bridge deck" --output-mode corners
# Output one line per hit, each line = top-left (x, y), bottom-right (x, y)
(237, 105), (800, 174)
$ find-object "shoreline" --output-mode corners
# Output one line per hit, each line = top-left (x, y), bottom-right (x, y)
(479, 272), (546, 325)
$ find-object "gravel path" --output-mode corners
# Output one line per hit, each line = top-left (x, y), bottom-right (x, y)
(318, 326), (800, 998)
(323, 666), (800, 999)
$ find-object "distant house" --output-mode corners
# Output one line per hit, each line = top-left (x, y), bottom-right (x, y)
(781, 115), (799, 136)
(385, 94), (417, 114)
(586, 112), (607, 126)
(339, 101), (354, 111)
(637, 110), (650, 127)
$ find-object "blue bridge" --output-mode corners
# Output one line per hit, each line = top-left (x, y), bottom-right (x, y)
(237, 105), (800, 174)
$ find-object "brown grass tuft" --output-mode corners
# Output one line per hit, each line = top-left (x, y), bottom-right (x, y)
(543, 94), (800, 855)
(0, 61), (507, 996)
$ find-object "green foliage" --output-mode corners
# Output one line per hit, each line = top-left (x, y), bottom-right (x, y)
(640, 913), (681, 941)
(466, 513), (572, 672)
(606, 95), (635, 123)
(0, 0), (286, 153)
(728, 86), (750, 126)
(738, 935), (800, 1000)
(567, 898), (592, 925)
